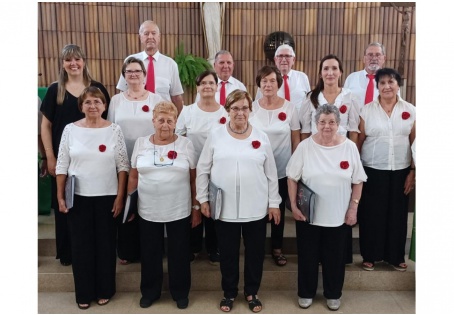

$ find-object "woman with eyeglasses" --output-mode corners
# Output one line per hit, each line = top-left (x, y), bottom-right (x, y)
(197, 90), (281, 313)
(249, 65), (301, 268)
(128, 101), (196, 310)
(107, 56), (163, 265)
(176, 70), (228, 265)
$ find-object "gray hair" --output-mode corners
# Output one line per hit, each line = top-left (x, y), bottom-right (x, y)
(214, 50), (233, 62)
(139, 20), (160, 35)
(314, 104), (341, 124)
(364, 42), (386, 55)
(275, 44), (295, 57)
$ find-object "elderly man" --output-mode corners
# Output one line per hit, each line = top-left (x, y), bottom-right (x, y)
(116, 20), (184, 113)
(194, 50), (247, 105)
(255, 44), (311, 111)
(344, 42), (387, 106)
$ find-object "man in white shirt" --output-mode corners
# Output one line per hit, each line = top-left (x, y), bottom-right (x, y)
(255, 44), (311, 111)
(116, 20), (184, 114)
(344, 42), (387, 106)
(194, 50), (247, 105)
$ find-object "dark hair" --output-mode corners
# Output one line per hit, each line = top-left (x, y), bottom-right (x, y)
(121, 56), (147, 78)
(255, 65), (283, 89)
(314, 104), (341, 125)
(77, 86), (107, 112)
(224, 89), (253, 112)
(196, 70), (218, 86)
(375, 68), (402, 87)
(308, 54), (344, 109)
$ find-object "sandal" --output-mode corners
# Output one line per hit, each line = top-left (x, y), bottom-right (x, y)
(77, 303), (90, 310)
(362, 261), (375, 271)
(97, 298), (110, 306)
(392, 262), (408, 272)
(244, 294), (262, 313)
(220, 297), (234, 312)
(272, 251), (287, 267)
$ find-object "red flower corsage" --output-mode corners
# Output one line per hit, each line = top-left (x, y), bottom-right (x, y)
(278, 112), (287, 121)
(167, 150), (178, 159)
(219, 117), (227, 124)
(252, 140), (261, 149)
(339, 105), (347, 114)
(99, 144), (106, 152)
(340, 161), (349, 169)
(402, 111), (410, 120)
(142, 105), (149, 112)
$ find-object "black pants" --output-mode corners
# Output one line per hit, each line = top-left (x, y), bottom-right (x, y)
(116, 216), (141, 261)
(270, 177), (288, 250)
(296, 221), (348, 299)
(358, 167), (410, 265)
(51, 176), (71, 263)
(216, 216), (267, 299)
(190, 215), (218, 254)
(139, 215), (191, 302)
(67, 194), (117, 304)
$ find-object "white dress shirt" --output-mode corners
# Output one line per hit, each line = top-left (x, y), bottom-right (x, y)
(344, 69), (379, 106)
(194, 76), (247, 103)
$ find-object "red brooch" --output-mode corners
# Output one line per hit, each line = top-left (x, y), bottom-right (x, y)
(252, 140), (261, 149)
(99, 144), (106, 152)
(142, 105), (149, 112)
(339, 105), (347, 114)
(340, 161), (349, 169)
(219, 117), (226, 124)
(167, 151), (178, 159)
(402, 112), (410, 120)
(278, 112), (287, 121)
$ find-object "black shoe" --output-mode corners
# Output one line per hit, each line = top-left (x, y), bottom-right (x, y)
(208, 251), (220, 265)
(60, 260), (72, 266)
(176, 297), (189, 309)
(140, 297), (154, 308)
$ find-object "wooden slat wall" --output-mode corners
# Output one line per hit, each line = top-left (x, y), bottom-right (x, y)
(38, 2), (416, 106)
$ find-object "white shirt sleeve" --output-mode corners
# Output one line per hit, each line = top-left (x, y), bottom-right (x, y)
(195, 132), (213, 204)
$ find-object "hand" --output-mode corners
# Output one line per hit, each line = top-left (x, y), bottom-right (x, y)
(47, 156), (57, 177)
(191, 209), (202, 228)
(344, 208), (357, 226)
(58, 198), (68, 214)
(291, 204), (306, 222)
(403, 171), (415, 195)
(268, 207), (280, 225)
(112, 196), (124, 218)
(200, 202), (211, 218)
(40, 160), (49, 177)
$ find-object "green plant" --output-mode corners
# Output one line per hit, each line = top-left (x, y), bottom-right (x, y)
(174, 42), (212, 91)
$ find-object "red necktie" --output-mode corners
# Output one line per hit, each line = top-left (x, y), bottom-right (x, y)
(283, 75), (290, 101)
(364, 74), (375, 105)
(220, 81), (227, 106)
(146, 56), (155, 93)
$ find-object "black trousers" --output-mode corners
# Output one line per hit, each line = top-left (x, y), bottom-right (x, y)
(116, 216), (141, 261)
(216, 216), (267, 299)
(190, 215), (218, 254)
(358, 167), (410, 265)
(67, 194), (117, 304)
(139, 215), (191, 302)
(270, 177), (288, 250)
(296, 221), (348, 300)
(51, 176), (71, 263)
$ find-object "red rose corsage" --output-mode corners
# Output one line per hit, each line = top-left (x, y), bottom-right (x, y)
(339, 105), (347, 114)
(402, 111), (410, 120)
(99, 144), (106, 152)
(142, 105), (149, 112)
(167, 150), (178, 159)
(219, 117), (227, 124)
(340, 161), (349, 169)
(252, 140), (261, 149)
(278, 112), (287, 121)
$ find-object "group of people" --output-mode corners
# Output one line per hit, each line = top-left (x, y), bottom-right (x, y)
(39, 19), (416, 312)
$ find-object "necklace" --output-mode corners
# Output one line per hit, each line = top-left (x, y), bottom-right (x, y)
(228, 122), (249, 134)
(127, 90), (147, 100)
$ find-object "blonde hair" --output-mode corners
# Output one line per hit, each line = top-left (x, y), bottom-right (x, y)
(153, 101), (178, 120)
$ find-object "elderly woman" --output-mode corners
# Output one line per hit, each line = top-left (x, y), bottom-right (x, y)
(249, 65), (300, 267)
(287, 104), (367, 311)
(107, 56), (163, 265)
(357, 68), (416, 272)
(197, 90), (281, 313)
(128, 101), (196, 310)
(176, 69), (228, 264)
(41, 44), (111, 266)
(56, 87), (129, 310)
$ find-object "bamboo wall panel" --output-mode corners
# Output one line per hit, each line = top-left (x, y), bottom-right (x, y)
(38, 2), (416, 106)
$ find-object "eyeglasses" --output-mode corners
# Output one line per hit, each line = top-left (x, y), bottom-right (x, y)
(317, 120), (337, 126)
(153, 141), (176, 167)
(83, 100), (104, 107)
(125, 70), (144, 75)
(365, 53), (383, 59)
(230, 106), (250, 113)
(276, 54), (293, 59)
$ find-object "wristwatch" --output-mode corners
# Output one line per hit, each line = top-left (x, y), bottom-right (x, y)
(192, 205), (201, 211)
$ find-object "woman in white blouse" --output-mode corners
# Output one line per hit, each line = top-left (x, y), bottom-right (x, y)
(357, 68), (416, 272)
(287, 104), (367, 311)
(197, 90), (281, 313)
(107, 56), (163, 265)
(176, 70), (228, 264)
(128, 101), (197, 310)
(56, 87), (129, 310)
(249, 65), (300, 267)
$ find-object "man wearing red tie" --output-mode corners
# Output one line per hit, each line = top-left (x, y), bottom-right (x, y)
(116, 20), (184, 114)
(255, 44), (311, 112)
(344, 42), (387, 107)
(194, 50), (247, 105)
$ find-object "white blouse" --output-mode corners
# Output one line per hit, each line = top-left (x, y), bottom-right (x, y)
(131, 135), (196, 223)
(56, 123), (130, 196)
(196, 125), (281, 223)
(286, 137), (367, 227)
(107, 92), (163, 159)
(300, 88), (361, 136)
(360, 97), (416, 170)
(175, 102), (229, 162)
(248, 100), (300, 178)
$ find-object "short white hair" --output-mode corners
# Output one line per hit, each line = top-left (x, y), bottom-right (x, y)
(275, 44), (295, 57)
(139, 20), (160, 35)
